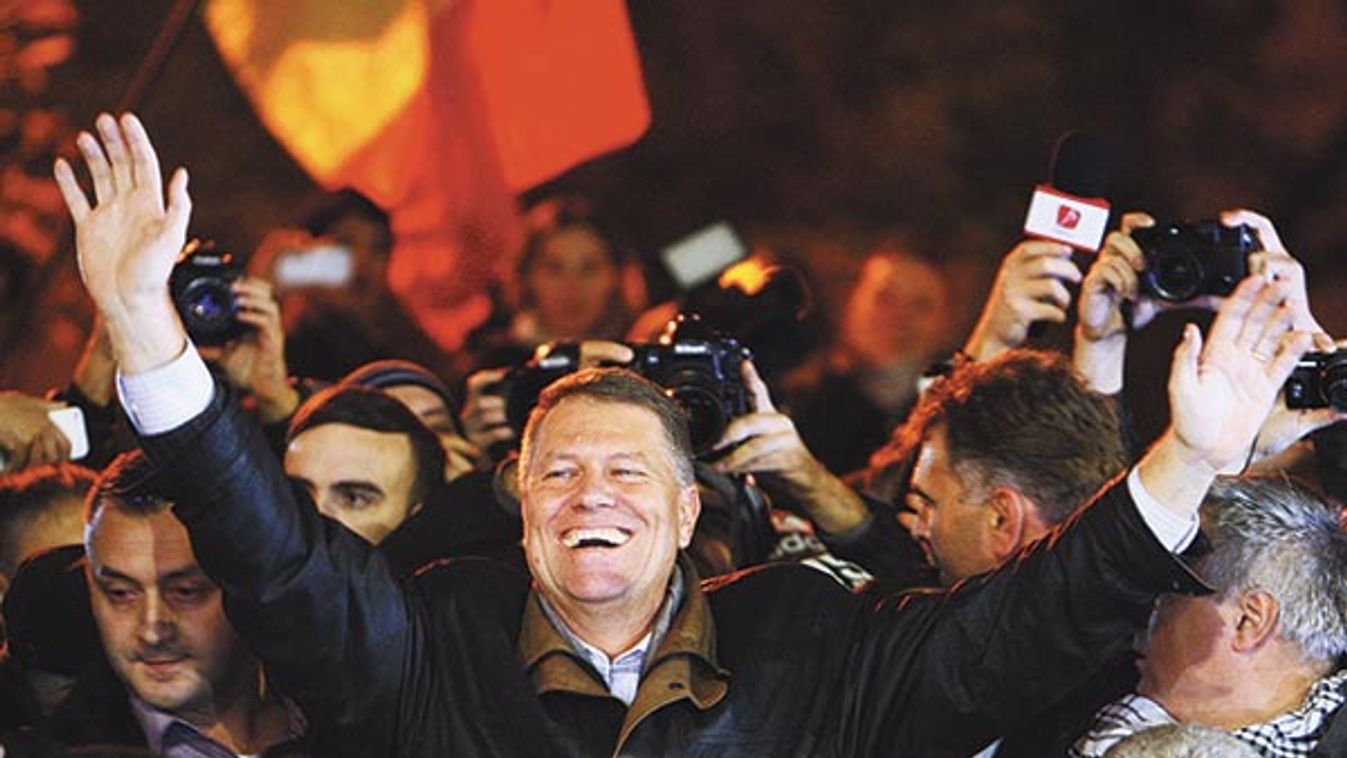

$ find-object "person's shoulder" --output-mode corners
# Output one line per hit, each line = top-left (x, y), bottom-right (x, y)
(703, 562), (856, 616)
(411, 556), (530, 597)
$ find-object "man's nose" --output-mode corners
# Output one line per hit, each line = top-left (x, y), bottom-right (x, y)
(137, 592), (176, 647)
(575, 470), (616, 508)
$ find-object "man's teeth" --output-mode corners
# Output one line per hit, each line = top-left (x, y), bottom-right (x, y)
(561, 527), (632, 548)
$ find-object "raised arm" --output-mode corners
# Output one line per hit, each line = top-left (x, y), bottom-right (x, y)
(54, 113), (419, 753)
(843, 274), (1315, 754)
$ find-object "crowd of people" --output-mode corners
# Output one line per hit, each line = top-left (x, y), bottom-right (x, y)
(0, 112), (1345, 757)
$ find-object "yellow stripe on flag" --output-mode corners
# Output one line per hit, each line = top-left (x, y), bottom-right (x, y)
(204, 0), (429, 181)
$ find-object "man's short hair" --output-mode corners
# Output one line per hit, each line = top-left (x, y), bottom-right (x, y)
(288, 386), (446, 505)
(0, 462), (95, 578)
(1198, 476), (1347, 663)
(519, 368), (694, 487)
(87, 450), (172, 525)
(876, 349), (1127, 525)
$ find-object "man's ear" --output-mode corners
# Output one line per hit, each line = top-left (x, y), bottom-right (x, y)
(677, 484), (702, 549)
(985, 487), (1030, 561)
(1232, 589), (1279, 652)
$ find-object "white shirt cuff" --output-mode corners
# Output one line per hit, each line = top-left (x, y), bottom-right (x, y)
(1126, 466), (1199, 553)
(116, 342), (215, 435)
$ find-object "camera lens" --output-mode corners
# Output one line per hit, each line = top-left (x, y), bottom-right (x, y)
(1323, 363), (1347, 413)
(180, 278), (237, 341)
(1147, 249), (1203, 302)
(666, 378), (728, 455)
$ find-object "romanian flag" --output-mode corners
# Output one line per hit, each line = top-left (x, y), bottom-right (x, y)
(203, 0), (650, 347)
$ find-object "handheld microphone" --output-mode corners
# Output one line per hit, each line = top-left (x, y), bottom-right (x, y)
(1023, 131), (1115, 251)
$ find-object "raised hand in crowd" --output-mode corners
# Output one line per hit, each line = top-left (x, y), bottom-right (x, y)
(0, 391), (71, 471)
(53, 112), (191, 374)
(1230, 210), (1345, 466)
(204, 276), (299, 424)
(1137, 275), (1313, 513)
(712, 359), (869, 535)
(963, 240), (1081, 362)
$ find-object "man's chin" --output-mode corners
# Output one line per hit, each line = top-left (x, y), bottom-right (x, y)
(129, 668), (205, 712)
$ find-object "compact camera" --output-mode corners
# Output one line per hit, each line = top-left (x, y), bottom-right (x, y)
(1285, 350), (1347, 412)
(501, 314), (753, 457)
(169, 240), (245, 346)
(1133, 221), (1260, 302)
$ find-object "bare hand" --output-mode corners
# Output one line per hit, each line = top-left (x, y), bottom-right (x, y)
(0, 392), (70, 472)
(1138, 276), (1314, 518)
(54, 113), (191, 372)
(713, 361), (869, 534)
(460, 367), (515, 465)
(1225, 209), (1326, 336)
(1168, 276), (1311, 473)
(964, 240), (1080, 361)
(208, 277), (296, 423)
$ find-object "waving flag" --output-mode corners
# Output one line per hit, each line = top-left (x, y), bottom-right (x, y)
(204, 0), (650, 347)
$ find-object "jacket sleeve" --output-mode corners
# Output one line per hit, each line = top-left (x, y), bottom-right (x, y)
(135, 379), (414, 755)
(839, 471), (1208, 757)
(817, 496), (939, 591)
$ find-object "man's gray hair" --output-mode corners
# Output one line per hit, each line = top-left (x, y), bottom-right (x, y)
(1199, 476), (1347, 663)
(518, 368), (695, 489)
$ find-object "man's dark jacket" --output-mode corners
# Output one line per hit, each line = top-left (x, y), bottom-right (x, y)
(136, 382), (1205, 757)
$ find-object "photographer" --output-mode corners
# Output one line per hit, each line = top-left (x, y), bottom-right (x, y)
(251, 189), (457, 383)
(202, 275), (300, 426)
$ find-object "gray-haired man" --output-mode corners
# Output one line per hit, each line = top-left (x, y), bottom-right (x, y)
(1073, 476), (1347, 757)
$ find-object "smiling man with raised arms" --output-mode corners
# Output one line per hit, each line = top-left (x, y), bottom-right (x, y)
(56, 111), (1314, 757)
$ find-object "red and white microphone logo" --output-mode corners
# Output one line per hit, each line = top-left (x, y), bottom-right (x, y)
(1056, 205), (1081, 230)
(1024, 184), (1110, 251)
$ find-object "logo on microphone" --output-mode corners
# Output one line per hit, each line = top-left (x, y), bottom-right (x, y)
(1056, 205), (1081, 230)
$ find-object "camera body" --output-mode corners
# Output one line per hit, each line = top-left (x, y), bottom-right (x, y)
(1133, 221), (1260, 302)
(169, 240), (245, 345)
(1285, 350), (1347, 412)
(630, 314), (753, 455)
(500, 314), (753, 457)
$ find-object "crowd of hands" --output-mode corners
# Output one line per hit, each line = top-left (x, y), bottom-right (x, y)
(1, 112), (1340, 560)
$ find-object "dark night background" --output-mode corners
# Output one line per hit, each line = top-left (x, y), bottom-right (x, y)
(4, 0), (1347, 391)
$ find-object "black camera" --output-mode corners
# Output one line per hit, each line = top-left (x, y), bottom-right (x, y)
(501, 343), (583, 436)
(630, 314), (753, 456)
(1133, 221), (1260, 302)
(1285, 350), (1347, 412)
(169, 240), (245, 346)
(500, 314), (753, 457)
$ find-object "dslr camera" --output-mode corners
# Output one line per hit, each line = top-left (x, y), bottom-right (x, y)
(1285, 350), (1347, 412)
(169, 239), (246, 346)
(1133, 221), (1260, 302)
(629, 313), (753, 456)
(501, 314), (753, 457)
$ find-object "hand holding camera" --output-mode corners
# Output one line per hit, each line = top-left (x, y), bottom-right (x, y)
(495, 315), (751, 459)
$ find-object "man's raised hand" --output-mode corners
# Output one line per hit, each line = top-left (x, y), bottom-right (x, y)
(54, 113), (192, 372)
(1140, 275), (1314, 516)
